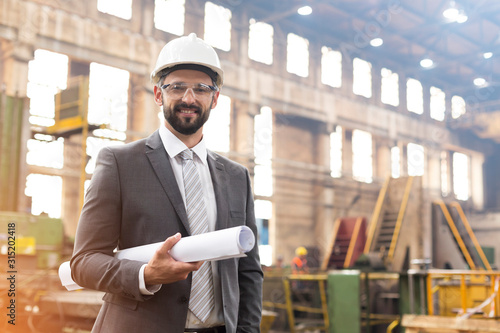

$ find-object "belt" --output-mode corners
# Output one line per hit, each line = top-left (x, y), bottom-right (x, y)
(184, 326), (225, 333)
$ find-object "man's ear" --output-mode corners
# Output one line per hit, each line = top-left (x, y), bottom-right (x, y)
(154, 86), (163, 106)
(211, 91), (220, 109)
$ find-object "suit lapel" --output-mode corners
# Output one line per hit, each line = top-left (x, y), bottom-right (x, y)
(145, 131), (190, 234)
(207, 151), (229, 231)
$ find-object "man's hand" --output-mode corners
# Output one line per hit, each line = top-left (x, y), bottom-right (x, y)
(144, 233), (203, 285)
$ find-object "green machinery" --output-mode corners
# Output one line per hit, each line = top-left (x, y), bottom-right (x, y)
(0, 211), (64, 270)
(263, 269), (410, 333)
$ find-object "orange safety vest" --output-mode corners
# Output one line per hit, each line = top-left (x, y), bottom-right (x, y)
(292, 256), (307, 273)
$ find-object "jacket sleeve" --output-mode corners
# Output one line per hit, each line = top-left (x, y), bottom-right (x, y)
(236, 169), (264, 332)
(70, 147), (148, 302)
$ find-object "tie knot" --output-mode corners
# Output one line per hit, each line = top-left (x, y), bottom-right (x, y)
(179, 149), (193, 161)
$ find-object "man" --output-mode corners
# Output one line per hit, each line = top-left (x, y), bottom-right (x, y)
(70, 33), (263, 333)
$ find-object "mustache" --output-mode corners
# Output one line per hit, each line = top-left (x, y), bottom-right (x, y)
(174, 103), (201, 113)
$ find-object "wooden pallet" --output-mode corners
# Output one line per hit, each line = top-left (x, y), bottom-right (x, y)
(402, 314), (500, 333)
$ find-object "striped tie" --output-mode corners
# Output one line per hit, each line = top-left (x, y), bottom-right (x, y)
(179, 149), (214, 322)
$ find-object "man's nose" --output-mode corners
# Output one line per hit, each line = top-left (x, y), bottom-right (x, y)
(181, 87), (197, 103)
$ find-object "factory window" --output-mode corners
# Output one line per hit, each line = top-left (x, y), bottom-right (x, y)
(88, 63), (129, 132)
(255, 199), (272, 266)
(407, 143), (424, 176)
(381, 68), (399, 106)
(27, 49), (68, 127)
(154, 0), (185, 36)
(453, 152), (469, 201)
(353, 58), (372, 98)
(248, 20), (273, 65)
(451, 95), (466, 119)
(287, 33), (309, 78)
(430, 86), (446, 121)
(27, 136), (64, 169)
(391, 146), (400, 178)
(254, 106), (273, 197)
(97, 0), (132, 20)
(25, 174), (62, 218)
(25, 50), (68, 217)
(330, 125), (342, 178)
(85, 63), (129, 173)
(407, 78), (424, 114)
(204, 94), (231, 152)
(26, 50), (67, 166)
(352, 129), (373, 183)
(441, 151), (449, 197)
(204, 2), (232, 52)
(321, 47), (342, 88)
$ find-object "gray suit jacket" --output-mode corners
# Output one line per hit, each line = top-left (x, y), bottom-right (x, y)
(70, 130), (263, 333)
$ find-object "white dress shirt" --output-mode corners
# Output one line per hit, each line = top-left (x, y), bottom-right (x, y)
(138, 123), (224, 328)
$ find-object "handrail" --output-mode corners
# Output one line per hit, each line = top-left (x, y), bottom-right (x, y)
(386, 319), (400, 333)
(427, 273), (434, 315)
(422, 269), (500, 318)
(435, 200), (476, 269)
(388, 176), (414, 261)
(364, 176), (391, 253)
(321, 218), (342, 270)
(450, 202), (492, 271)
(266, 274), (329, 333)
(344, 217), (363, 268)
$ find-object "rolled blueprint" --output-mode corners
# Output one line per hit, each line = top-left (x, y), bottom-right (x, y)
(59, 226), (255, 291)
(116, 225), (255, 262)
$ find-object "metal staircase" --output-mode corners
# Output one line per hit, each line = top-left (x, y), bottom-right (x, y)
(364, 176), (418, 271)
(433, 200), (492, 270)
(321, 217), (366, 270)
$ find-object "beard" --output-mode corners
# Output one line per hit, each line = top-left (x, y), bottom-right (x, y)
(163, 100), (211, 135)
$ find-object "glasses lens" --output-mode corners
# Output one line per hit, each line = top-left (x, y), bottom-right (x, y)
(165, 83), (214, 99)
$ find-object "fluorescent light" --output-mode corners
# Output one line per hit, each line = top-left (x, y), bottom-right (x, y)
(297, 5), (312, 16)
(483, 52), (493, 59)
(474, 77), (486, 86)
(443, 1), (467, 23)
(456, 13), (468, 23)
(443, 7), (459, 20)
(370, 38), (383, 47)
(420, 58), (434, 68)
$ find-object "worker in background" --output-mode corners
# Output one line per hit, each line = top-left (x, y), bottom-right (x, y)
(275, 254), (285, 269)
(270, 254), (288, 273)
(291, 247), (311, 319)
(70, 33), (263, 333)
(292, 246), (309, 275)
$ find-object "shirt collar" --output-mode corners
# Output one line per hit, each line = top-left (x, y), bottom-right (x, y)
(158, 123), (208, 165)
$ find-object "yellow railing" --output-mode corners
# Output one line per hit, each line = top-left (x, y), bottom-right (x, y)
(344, 217), (364, 268)
(321, 218), (342, 270)
(364, 176), (391, 253)
(263, 274), (329, 333)
(387, 176), (413, 261)
(424, 270), (500, 318)
(449, 202), (492, 271)
(435, 201), (492, 271)
(386, 319), (400, 333)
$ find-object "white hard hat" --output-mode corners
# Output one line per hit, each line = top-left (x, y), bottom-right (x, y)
(150, 33), (224, 87)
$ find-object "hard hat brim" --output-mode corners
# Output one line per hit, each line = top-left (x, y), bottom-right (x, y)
(151, 61), (223, 87)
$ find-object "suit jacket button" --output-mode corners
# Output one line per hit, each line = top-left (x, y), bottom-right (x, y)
(179, 296), (188, 304)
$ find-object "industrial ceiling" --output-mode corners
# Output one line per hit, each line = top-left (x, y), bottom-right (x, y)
(223, 0), (500, 142)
